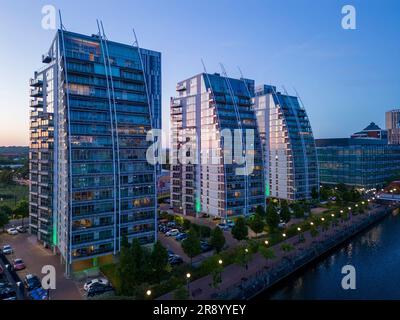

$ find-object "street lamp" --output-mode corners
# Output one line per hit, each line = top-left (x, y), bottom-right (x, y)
(264, 240), (269, 246)
(282, 233), (286, 238)
(218, 259), (223, 265)
(310, 222), (314, 226)
(331, 214), (335, 217)
(186, 273), (191, 292)
(321, 217), (325, 222)
(245, 248), (249, 253)
(355, 204), (358, 207)
(146, 289), (152, 297)
(297, 227), (301, 232)
(348, 207), (352, 211)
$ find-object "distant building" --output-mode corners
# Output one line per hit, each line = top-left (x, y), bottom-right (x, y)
(170, 73), (264, 218)
(29, 28), (161, 276)
(350, 122), (387, 140)
(316, 138), (400, 188)
(386, 109), (400, 145)
(253, 85), (319, 201)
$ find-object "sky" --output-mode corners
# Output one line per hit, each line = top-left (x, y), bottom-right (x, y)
(0, 0), (399, 146)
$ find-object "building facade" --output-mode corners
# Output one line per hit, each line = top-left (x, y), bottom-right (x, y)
(316, 138), (400, 188)
(253, 85), (319, 201)
(170, 73), (264, 218)
(29, 29), (161, 275)
(350, 122), (387, 140)
(386, 109), (400, 145)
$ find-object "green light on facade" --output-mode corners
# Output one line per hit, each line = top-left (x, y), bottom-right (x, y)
(195, 198), (201, 213)
(265, 184), (270, 197)
(52, 224), (57, 245)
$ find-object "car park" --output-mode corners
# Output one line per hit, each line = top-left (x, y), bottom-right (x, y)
(29, 287), (48, 300)
(16, 226), (27, 233)
(175, 232), (187, 241)
(2, 245), (13, 255)
(86, 283), (114, 297)
(0, 286), (16, 300)
(83, 277), (109, 291)
(12, 258), (26, 271)
(165, 229), (179, 237)
(7, 228), (18, 235)
(200, 241), (213, 252)
(217, 223), (229, 231)
(24, 274), (42, 292)
(226, 220), (235, 228)
(168, 255), (183, 265)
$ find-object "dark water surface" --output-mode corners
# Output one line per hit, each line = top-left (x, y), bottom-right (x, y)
(258, 213), (400, 300)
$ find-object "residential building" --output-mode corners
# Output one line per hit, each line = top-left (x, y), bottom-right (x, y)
(29, 28), (161, 275)
(253, 85), (319, 201)
(386, 109), (400, 145)
(170, 73), (264, 218)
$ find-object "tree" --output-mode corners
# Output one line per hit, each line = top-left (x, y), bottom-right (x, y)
(310, 226), (319, 238)
(0, 169), (13, 185)
(293, 203), (304, 219)
(173, 285), (189, 300)
(281, 243), (294, 252)
(150, 241), (168, 283)
(311, 186), (319, 200)
(117, 239), (136, 296)
(130, 239), (147, 284)
(13, 199), (28, 226)
(182, 227), (202, 266)
(249, 213), (265, 237)
(266, 204), (280, 231)
(280, 200), (291, 223)
(259, 246), (275, 266)
(183, 219), (191, 231)
(0, 211), (10, 232)
(209, 227), (225, 253)
(255, 205), (266, 219)
(231, 217), (248, 241)
(234, 246), (252, 276)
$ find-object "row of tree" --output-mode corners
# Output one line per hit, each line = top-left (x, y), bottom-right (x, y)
(0, 200), (29, 231)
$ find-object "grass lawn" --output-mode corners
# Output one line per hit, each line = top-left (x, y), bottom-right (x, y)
(0, 183), (28, 210)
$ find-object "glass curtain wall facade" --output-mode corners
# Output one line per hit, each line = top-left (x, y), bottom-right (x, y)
(171, 73), (264, 218)
(316, 138), (400, 188)
(254, 85), (319, 201)
(29, 29), (161, 275)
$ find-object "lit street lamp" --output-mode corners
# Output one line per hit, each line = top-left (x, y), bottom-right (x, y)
(186, 273), (191, 292)
(146, 289), (152, 298)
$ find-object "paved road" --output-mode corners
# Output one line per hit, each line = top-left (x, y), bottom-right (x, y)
(0, 233), (82, 300)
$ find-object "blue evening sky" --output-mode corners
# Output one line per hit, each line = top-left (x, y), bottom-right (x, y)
(0, 0), (399, 146)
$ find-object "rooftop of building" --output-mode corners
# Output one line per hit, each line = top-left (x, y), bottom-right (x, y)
(315, 138), (389, 147)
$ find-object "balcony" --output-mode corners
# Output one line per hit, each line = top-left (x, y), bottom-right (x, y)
(30, 99), (43, 108)
(176, 84), (186, 92)
(42, 54), (52, 63)
(30, 78), (43, 87)
(30, 88), (43, 98)
(171, 100), (182, 108)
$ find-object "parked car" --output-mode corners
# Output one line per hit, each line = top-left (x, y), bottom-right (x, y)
(175, 233), (187, 241)
(0, 286), (16, 300)
(278, 222), (286, 229)
(226, 220), (235, 228)
(24, 274), (42, 292)
(165, 229), (179, 237)
(168, 255), (183, 266)
(12, 258), (26, 271)
(29, 287), (48, 300)
(200, 241), (213, 252)
(166, 221), (176, 227)
(7, 228), (18, 235)
(2, 245), (13, 255)
(83, 277), (109, 291)
(217, 223), (229, 231)
(86, 283), (114, 297)
(16, 226), (27, 233)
